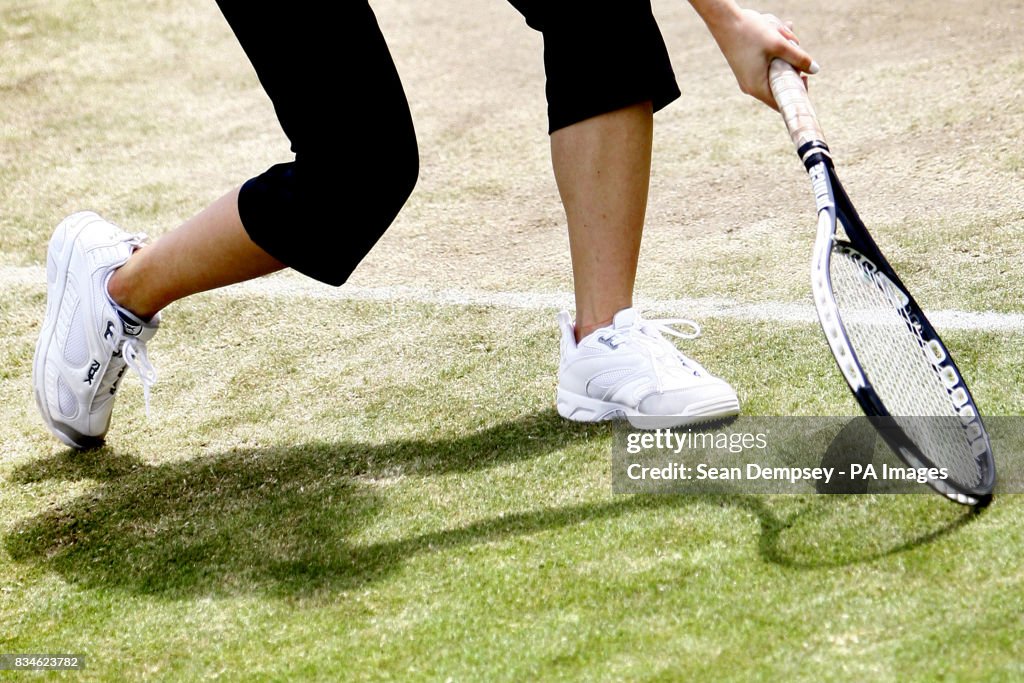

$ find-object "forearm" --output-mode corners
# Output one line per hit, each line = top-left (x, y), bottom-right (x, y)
(688, 0), (743, 34)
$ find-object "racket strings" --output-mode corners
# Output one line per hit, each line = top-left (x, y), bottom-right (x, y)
(829, 248), (983, 487)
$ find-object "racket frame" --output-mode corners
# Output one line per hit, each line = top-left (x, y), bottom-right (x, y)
(770, 59), (995, 506)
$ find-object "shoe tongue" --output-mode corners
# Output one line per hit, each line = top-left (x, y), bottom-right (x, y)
(612, 308), (638, 330)
(116, 307), (145, 337)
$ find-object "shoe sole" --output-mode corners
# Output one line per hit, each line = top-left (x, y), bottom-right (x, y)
(556, 387), (740, 429)
(32, 212), (106, 450)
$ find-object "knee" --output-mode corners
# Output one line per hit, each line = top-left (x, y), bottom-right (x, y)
(301, 127), (419, 229)
(298, 137), (419, 284)
(238, 130), (419, 287)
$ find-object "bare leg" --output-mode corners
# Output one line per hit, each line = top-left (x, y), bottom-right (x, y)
(106, 187), (285, 319)
(550, 102), (653, 342)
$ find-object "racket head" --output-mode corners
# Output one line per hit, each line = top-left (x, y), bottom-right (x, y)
(813, 162), (995, 506)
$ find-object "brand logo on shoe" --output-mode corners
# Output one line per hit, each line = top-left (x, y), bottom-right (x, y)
(597, 334), (622, 350)
(85, 360), (101, 385)
(121, 320), (142, 336)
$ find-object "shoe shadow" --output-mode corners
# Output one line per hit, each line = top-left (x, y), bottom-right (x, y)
(5, 412), (979, 599)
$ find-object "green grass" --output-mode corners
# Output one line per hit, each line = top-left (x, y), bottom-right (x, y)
(3, 0), (1024, 679)
(3, 296), (1024, 680)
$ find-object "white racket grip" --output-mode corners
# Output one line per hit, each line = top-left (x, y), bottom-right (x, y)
(769, 58), (826, 151)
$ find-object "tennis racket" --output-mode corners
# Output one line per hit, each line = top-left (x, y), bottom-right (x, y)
(769, 59), (995, 506)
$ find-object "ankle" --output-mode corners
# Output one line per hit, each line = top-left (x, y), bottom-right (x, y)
(106, 264), (157, 321)
(574, 316), (614, 343)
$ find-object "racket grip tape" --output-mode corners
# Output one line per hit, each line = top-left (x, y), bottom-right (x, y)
(769, 58), (826, 152)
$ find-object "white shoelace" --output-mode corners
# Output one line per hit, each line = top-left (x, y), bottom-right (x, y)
(122, 338), (157, 415)
(95, 337), (157, 416)
(600, 316), (707, 377)
(600, 317), (701, 345)
(98, 239), (157, 415)
(638, 317), (701, 341)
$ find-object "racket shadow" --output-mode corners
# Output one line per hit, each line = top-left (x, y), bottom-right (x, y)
(748, 494), (983, 569)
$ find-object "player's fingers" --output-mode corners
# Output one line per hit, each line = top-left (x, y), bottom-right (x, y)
(775, 22), (799, 44)
(777, 38), (819, 75)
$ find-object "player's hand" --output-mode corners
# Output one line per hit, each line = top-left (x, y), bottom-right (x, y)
(706, 9), (818, 110)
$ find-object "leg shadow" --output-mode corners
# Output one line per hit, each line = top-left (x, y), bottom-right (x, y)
(6, 412), (980, 600)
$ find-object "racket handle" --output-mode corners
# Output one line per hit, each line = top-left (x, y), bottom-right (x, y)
(769, 58), (826, 152)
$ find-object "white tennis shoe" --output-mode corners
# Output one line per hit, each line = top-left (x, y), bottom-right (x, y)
(33, 212), (159, 449)
(557, 308), (739, 427)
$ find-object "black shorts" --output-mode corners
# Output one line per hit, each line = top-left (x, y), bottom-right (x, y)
(217, 2), (418, 286)
(218, 1), (680, 285)
(509, 0), (680, 133)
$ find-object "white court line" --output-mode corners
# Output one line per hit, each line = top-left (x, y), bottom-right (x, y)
(4, 265), (1023, 333)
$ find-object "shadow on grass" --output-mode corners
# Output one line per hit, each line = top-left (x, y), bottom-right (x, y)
(5, 410), (981, 598)
(748, 494), (982, 568)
